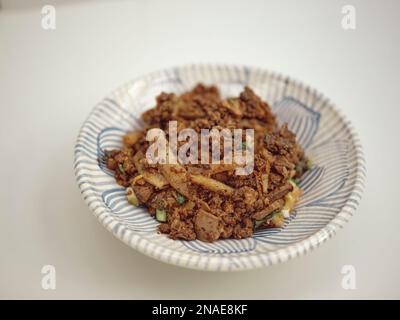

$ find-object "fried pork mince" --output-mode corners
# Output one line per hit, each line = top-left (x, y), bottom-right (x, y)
(104, 84), (310, 242)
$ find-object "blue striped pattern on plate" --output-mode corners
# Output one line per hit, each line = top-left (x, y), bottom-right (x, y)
(74, 64), (365, 271)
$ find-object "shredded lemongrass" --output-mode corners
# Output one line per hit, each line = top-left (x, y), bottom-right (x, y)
(131, 174), (143, 185)
(126, 187), (139, 206)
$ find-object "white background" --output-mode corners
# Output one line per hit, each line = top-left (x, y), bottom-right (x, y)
(1, 0), (399, 299)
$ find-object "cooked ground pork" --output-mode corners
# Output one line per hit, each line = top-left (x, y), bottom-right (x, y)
(105, 84), (309, 242)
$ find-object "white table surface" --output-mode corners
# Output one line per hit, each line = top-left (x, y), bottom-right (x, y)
(1, 0), (399, 299)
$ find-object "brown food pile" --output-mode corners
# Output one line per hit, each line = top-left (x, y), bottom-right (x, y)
(105, 84), (309, 242)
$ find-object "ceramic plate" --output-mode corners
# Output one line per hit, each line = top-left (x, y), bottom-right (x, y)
(74, 64), (365, 271)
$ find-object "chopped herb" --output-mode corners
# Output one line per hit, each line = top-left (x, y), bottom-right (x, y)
(176, 194), (186, 205)
(254, 211), (274, 229)
(270, 211), (285, 228)
(289, 178), (299, 187)
(254, 219), (265, 229)
(156, 208), (167, 222)
(241, 141), (247, 149)
(118, 163), (126, 174)
(306, 159), (313, 170)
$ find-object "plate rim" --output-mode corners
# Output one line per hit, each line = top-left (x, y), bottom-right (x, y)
(74, 63), (366, 271)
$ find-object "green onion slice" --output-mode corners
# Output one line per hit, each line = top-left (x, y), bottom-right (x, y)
(156, 208), (167, 222)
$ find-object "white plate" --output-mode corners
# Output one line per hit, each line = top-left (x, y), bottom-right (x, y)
(74, 64), (365, 271)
